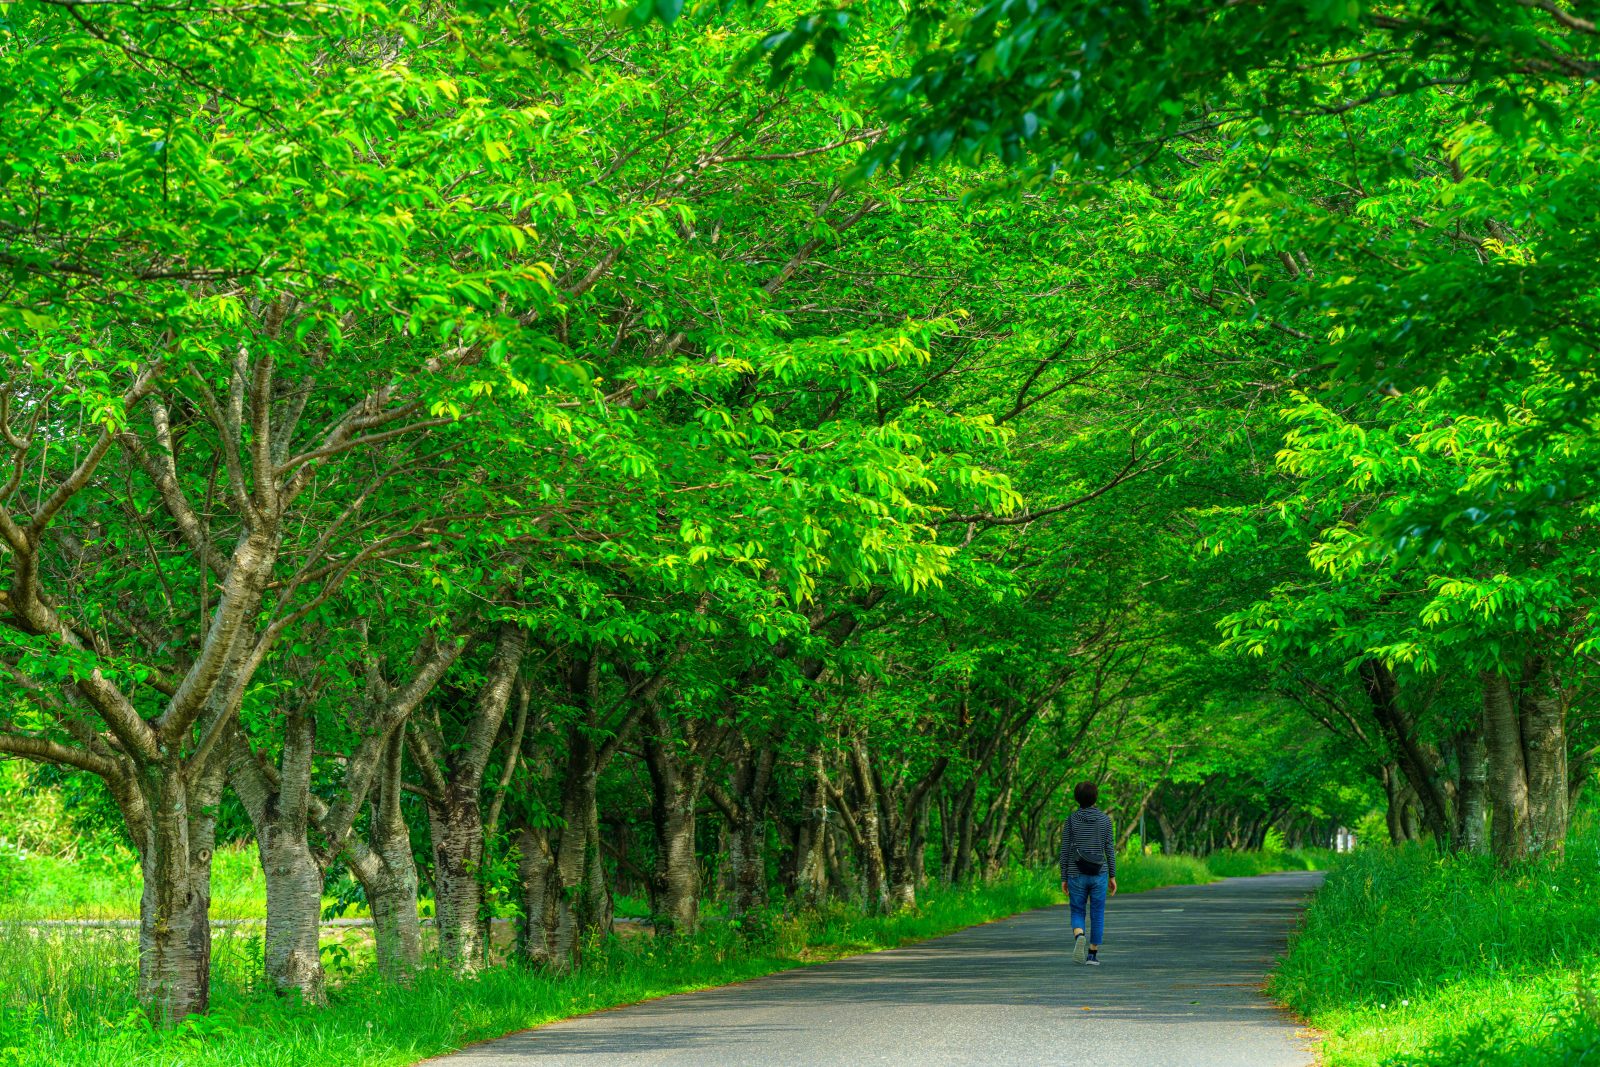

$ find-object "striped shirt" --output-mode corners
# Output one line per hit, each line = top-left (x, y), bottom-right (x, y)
(1059, 805), (1116, 880)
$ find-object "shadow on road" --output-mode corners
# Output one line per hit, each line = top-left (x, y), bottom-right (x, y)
(436, 871), (1323, 1067)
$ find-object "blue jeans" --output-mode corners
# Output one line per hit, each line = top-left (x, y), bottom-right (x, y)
(1068, 869), (1108, 945)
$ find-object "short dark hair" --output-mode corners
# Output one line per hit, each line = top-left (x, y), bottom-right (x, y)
(1074, 781), (1099, 808)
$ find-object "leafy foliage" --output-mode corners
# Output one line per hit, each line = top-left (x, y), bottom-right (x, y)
(0, 0), (1590, 1056)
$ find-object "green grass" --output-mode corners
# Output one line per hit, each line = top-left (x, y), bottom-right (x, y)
(1114, 847), (1329, 893)
(1271, 842), (1600, 1066)
(1113, 851), (1215, 892)
(0, 844), (286, 921)
(0, 871), (1063, 1067)
(0, 769), (290, 920)
(1205, 847), (1329, 878)
(0, 846), (1326, 1067)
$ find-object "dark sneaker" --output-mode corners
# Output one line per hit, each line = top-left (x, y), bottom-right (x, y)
(1072, 932), (1088, 964)
(1085, 951), (1101, 966)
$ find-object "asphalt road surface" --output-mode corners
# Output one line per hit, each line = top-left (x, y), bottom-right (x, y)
(434, 871), (1323, 1067)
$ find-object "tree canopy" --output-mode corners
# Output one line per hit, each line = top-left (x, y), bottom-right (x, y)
(0, 0), (1593, 1027)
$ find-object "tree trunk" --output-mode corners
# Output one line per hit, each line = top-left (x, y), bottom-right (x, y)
(515, 822), (554, 964)
(1362, 659), (1454, 847)
(848, 742), (889, 913)
(1381, 765), (1414, 844)
(727, 813), (768, 917)
(230, 705), (326, 1003)
(1453, 729), (1489, 854)
(907, 804), (930, 891)
(357, 850), (422, 981)
(411, 623), (528, 973)
(936, 792), (954, 882)
(725, 743), (775, 919)
(978, 763), (1016, 880)
(298, 637), (461, 985)
(883, 822), (916, 909)
(1155, 808), (1174, 854)
(136, 759), (222, 1024)
(1519, 661), (1569, 855)
(583, 788), (614, 934)
(951, 782), (977, 883)
(792, 746), (830, 910)
(824, 823), (853, 899)
(347, 733), (422, 981)
(1018, 807), (1042, 865)
(430, 790), (486, 972)
(884, 757), (945, 909)
(1481, 671), (1532, 863)
(540, 726), (608, 966)
(258, 827), (324, 1002)
(642, 710), (702, 938)
(1401, 798), (1422, 842)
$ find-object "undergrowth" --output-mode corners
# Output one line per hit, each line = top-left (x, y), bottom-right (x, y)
(1271, 842), (1600, 1066)
(0, 871), (1059, 1067)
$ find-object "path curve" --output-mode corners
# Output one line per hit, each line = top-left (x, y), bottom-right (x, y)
(434, 871), (1323, 1067)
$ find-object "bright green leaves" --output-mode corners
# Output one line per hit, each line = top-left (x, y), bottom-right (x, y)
(0, 0), (590, 368)
(1214, 370), (1600, 694)
(821, 0), (1600, 554)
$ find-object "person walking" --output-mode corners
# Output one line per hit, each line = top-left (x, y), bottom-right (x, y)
(1060, 781), (1117, 966)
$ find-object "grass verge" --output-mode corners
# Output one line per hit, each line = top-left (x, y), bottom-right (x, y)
(1, 872), (1058, 1067)
(1270, 842), (1600, 1066)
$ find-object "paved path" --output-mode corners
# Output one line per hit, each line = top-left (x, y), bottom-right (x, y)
(435, 871), (1323, 1067)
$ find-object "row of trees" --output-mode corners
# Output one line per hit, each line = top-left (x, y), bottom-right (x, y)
(0, 0), (1340, 1023)
(854, 0), (1600, 864)
(1, 0), (1594, 1032)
